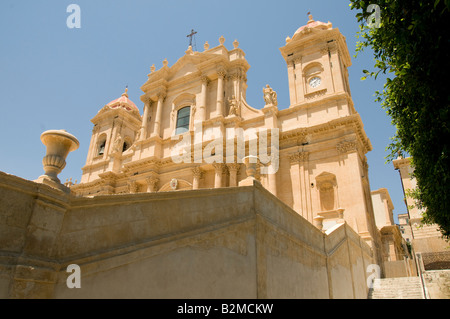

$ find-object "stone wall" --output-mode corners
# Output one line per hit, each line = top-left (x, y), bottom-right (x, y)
(0, 171), (375, 298)
(384, 259), (417, 278)
(423, 270), (450, 299)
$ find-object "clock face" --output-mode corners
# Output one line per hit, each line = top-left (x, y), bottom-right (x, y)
(309, 77), (321, 88)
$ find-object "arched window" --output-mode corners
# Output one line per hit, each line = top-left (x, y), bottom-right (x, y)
(175, 106), (191, 135)
(122, 136), (132, 152)
(97, 135), (107, 155)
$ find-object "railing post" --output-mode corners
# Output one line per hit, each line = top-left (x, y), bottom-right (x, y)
(415, 252), (430, 299)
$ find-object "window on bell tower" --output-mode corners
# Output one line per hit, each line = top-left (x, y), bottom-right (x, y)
(175, 106), (191, 135)
(98, 138), (106, 155)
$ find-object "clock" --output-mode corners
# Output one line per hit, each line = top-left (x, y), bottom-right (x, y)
(309, 77), (321, 88)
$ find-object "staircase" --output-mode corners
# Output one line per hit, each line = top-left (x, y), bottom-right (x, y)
(368, 277), (425, 299)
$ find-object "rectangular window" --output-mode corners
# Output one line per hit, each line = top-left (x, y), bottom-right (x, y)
(175, 106), (190, 135)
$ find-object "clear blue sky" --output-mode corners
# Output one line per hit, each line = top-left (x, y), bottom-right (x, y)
(0, 1), (405, 222)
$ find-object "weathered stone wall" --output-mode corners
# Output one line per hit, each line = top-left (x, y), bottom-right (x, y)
(0, 171), (375, 298)
(384, 259), (417, 278)
(423, 270), (450, 299)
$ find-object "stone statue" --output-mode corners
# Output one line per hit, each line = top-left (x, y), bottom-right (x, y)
(112, 135), (122, 153)
(228, 95), (239, 116)
(263, 84), (277, 106)
(135, 130), (141, 142)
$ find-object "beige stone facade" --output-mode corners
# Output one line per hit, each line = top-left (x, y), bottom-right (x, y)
(393, 157), (448, 250)
(393, 156), (449, 271)
(71, 16), (382, 266)
(398, 213), (413, 244)
(0, 16), (404, 298)
(371, 188), (414, 277)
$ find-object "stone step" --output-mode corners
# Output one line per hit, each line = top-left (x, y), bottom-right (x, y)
(368, 277), (424, 299)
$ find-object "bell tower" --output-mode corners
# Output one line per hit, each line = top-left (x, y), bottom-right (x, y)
(80, 88), (142, 187)
(280, 15), (353, 111)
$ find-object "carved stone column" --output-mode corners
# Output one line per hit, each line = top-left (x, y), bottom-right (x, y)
(231, 74), (239, 102)
(213, 163), (224, 188)
(153, 92), (166, 137)
(140, 100), (152, 140)
(216, 71), (226, 117)
(192, 166), (204, 189)
(146, 176), (159, 192)
(199, 76), (209, 122)
(227, 163), (240, 187)
(128, 180), (138, 194)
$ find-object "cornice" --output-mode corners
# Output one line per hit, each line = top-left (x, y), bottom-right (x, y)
(91, 105), (142, 126)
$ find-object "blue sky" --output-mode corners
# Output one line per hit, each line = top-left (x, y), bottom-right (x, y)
(0, 1), (405, 222)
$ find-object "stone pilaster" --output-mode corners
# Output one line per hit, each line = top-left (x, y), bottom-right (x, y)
(192, 166), (204, 189)
(288, 151), (313, 222)
(153, 92), (166, 137)
(213, 163), (224, 188)
(216, 70), (226, 117)
(146, 176), (159, 192)
(227, 163), (240, 187)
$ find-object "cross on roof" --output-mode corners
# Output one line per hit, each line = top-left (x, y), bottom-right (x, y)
(186, 29), (197, 47)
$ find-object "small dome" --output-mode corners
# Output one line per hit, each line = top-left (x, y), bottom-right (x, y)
(293, 15), (332, 38)
(106, 88), (139, 112)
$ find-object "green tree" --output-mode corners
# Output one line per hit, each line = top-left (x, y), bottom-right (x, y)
(349, 0), (450, 237)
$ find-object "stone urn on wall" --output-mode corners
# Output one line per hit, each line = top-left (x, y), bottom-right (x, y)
(35, 129), (79, 192)
(238, 155), (259, 186)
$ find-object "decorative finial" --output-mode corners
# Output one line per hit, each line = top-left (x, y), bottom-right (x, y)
(163, 58), (168, 67)
(204, 41), (210, 51)
(233, 39), (239, 49)
(219, 35), (225, 45)
(286, 36), (291, 43)
(307, 12), (314, 24)
(122, 85), (129, 97)
(185, 45), (193, 55)
(150, 64), (155, 73)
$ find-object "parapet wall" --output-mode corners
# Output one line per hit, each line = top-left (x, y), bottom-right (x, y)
(0, 171), (374, 298)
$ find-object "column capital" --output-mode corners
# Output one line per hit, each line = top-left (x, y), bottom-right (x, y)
(201, 75), (210, 85)
(157, 91), (167, 101)
(288, 151), (309, 164)
(145, 176), (159, 192)
(227, 163), (241, 172)
(213, 163), (226, 171)
(192, 166), (204, 178)
(336, 141), (357, 154)
(217, 70), (227, 79)
(127, 180), (138, 193)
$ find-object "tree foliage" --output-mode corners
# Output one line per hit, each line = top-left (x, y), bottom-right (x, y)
(349, 0), (450, 237)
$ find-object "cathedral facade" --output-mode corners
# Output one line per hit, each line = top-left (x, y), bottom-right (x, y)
(0, 16), (400, 299)
(72, 16), (382, 263)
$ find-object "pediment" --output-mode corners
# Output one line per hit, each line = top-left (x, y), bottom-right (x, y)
(167, 52), (226, 81)
(170, 61), (198, 81)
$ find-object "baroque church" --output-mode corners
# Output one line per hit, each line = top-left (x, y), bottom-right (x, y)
(73, 15), (380, 254)
(0, 16), (411, 299)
